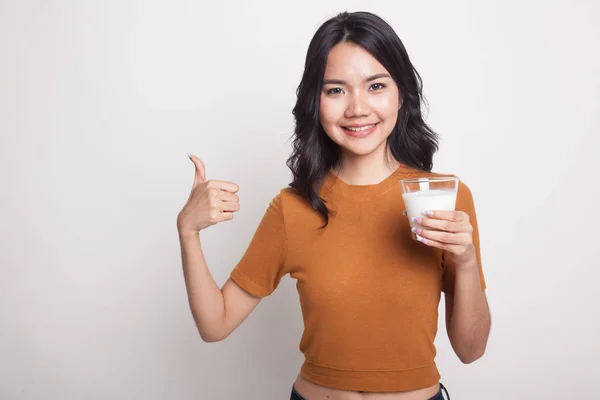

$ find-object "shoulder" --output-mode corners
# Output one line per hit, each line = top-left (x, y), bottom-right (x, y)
(268, 187), (314, 213)
(268, 187), (325, 229)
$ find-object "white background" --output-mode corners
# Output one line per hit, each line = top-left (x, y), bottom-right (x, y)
(1, 0), (599, 399)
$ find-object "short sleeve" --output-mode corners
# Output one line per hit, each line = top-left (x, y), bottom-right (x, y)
(442, 181), (487, 295)
(230, 192), (288, 298)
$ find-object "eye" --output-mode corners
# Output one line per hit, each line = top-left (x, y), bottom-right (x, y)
(326, 87), (344, 95)
(370, 83), (386, 91)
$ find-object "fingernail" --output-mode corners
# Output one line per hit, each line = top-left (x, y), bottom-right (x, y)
(423, 211), (434, 217)
(411, 227), (420, 234)
(416, 234), (425, 242)
(412, 217), (421, 224)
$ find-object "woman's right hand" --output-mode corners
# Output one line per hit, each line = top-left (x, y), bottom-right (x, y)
(177, 154), (240, 236)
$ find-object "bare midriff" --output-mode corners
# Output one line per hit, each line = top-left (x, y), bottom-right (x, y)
(293, 374), (440, 400)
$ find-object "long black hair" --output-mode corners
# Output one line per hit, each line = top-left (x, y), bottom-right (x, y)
(287, 11), (439, 227)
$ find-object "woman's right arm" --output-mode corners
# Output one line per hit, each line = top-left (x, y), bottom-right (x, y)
(178, 233), (261, 342)
(177, 155), (261, 342)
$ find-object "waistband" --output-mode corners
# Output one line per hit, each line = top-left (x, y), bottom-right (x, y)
(291, 382), (450, 400)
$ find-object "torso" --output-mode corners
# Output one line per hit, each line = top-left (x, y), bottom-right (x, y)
(282, 169), (446, 396)
(293, 374), (440, 400)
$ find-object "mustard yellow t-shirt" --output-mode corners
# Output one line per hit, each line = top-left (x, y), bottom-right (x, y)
(230, 164), (486, 392)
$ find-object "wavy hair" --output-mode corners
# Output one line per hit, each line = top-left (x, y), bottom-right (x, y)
(287, 11), (439, 227)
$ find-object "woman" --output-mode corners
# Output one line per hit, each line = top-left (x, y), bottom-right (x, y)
(177, 11), (491, 400)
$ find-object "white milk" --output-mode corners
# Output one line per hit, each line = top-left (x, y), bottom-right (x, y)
(402, 189), (457, 228)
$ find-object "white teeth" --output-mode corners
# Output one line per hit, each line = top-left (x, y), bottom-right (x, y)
(345, 124), (375, 132)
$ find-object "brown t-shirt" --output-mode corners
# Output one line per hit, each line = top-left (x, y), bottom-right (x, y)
(230, 164), (486, 392)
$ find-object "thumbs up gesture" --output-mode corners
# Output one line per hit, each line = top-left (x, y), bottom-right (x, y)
(177, 154), (240, 235)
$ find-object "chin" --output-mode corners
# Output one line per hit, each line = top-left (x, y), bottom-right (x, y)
(340, 140), (388, 157)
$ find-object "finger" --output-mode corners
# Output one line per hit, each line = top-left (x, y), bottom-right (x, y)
(208, 180), (239, 193)
(219, 192), (239, 203)
(414, 234), (463, 253)
(218, 211), (235, 222)
(412, 217), (464, 233)
(413, 228), (471, 245)
(421, 210), (464, 222)
(220, 201), (240, 212)
(188, 154), (206, 189)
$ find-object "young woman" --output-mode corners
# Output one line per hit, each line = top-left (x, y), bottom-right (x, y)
(177, 11), (491, 400)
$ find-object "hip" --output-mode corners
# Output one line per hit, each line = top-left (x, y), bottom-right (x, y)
(292, 374), (449, 400)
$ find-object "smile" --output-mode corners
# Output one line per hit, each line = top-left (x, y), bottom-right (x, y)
(342, 123), (379, 137)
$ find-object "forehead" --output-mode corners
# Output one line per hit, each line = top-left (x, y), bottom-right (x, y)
(323, 42), (388, 78)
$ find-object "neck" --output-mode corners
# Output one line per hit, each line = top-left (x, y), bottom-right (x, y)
(334, 147), (401, 186)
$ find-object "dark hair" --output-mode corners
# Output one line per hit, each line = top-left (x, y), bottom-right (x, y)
(287, 11), (439, 227)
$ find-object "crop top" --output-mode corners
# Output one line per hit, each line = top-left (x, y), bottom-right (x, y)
(230, 164), (486, 392)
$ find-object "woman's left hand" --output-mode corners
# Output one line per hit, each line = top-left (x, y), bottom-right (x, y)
(406, 210), (477, 268)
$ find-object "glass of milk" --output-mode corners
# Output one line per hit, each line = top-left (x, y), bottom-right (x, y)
(399, 176), (459, 229)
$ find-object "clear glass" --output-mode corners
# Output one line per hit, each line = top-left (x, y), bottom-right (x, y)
(399, 176), (459, 229)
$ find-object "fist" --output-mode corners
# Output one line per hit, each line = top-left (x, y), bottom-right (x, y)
(177, 154), (240, 235)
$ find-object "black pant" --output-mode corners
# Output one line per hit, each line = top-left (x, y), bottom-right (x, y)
(290, 382), (450, 400)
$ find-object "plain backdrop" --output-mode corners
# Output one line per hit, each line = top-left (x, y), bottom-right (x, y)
(1, 0), (599, 399)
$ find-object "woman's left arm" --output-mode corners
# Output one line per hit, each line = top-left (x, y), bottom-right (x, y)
(443, 267), (491, 363)
(412, 210), (491, 363)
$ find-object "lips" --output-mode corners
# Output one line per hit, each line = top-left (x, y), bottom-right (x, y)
(342, 122), (379, 137)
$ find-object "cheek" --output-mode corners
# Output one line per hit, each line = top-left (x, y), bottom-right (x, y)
(319, 100), (344, 142)
(373, 95), (400, 117)
(319, 97), (342, 126)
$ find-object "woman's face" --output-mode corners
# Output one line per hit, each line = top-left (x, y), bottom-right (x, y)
(320, 42), (401, 161)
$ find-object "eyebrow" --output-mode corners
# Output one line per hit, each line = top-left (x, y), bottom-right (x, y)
(322, 73), (391, 85)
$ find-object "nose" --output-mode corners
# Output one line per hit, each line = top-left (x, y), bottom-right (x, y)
(344, 91), (370, 118)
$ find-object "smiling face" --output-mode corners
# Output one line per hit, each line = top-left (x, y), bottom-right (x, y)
(320, 42), (402, 161)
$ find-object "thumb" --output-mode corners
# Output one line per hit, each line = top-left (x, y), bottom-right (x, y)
(188, 153), (206, 189)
